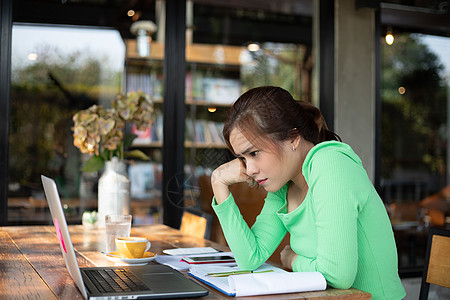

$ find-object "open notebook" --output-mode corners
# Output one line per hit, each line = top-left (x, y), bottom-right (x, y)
(188, 263), (326, 297)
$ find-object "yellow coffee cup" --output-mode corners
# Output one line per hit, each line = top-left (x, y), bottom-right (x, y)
(115, 237), (151, 259)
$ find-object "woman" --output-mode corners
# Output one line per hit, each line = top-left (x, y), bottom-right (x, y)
(211, 86), (405, 299)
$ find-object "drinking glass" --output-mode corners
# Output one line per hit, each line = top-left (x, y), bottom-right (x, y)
(105, 214), (132, 253)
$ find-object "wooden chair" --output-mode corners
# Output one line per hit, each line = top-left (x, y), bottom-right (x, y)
(180, 208), (213, 239)
(419, 228), (450, 300)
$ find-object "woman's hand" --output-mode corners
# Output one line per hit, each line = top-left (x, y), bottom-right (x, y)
(211, 158), (256, 204)
(280, 245), (298, 270)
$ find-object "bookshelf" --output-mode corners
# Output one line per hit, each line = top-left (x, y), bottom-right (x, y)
(125, 39), (243, 147)
(124, 39), (243, 215)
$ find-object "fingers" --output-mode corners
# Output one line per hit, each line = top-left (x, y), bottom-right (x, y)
(212, 158), (259, 191)
(280, 245), (291, 254)
(212, 159), (246, 185)
(245, 176), (258, 188)
(280, 245), (296, 270)
(211, 159), (249, 204)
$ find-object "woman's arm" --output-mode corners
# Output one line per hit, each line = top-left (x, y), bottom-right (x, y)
(212, 191), (287, 270)
(211, 158), (287, 269)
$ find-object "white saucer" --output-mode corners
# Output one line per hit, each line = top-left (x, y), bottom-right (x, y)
(104, 251), (157, 266)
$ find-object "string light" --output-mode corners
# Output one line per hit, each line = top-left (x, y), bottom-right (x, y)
(385, 27), (394, 45)
(398, 87), (406, 95)
(386, 33), (394, 45)
(208, 107), (217, 113)
(247, 43), (260, 52)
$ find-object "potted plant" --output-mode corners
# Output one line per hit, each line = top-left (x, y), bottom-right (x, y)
(72, 91), (155, 224)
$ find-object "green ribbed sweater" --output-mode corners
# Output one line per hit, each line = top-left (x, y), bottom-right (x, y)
(212, 141), (406, 299)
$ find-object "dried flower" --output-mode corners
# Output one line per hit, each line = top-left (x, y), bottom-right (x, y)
(72, 91), (154, 172)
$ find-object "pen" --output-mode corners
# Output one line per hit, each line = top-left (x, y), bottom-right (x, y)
(207, 269), (274, 277)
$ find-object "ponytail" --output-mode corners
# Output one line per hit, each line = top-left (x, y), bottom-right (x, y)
(298, 101), (341, 144)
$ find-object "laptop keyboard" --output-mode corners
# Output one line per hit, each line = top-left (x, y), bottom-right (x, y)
(85, 268), (150, 293)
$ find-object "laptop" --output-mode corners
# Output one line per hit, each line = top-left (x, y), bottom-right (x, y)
(41, 175), (208, 300)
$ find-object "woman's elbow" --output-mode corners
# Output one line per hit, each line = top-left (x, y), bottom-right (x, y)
(326, 273), (355, 290)
(235, 257), (265, 271)
(329, 280), (353, 290)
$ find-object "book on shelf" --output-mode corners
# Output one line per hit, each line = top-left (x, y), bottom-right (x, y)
(126, 69), (163, 101)
(128, 66), (240, 105)
(195, 121), (205, 144)
(185, 118), (195, 143)
(131, 126), (151, 144)
(208, 122), (224, 144)
(187, 70), (241, 104)
(150, 70), (163, 100)
(131, 111), (224, 147)
(202, 77), (241, 104)
(131, 111), (163, 145)
(185, 119), (225, 146)
(153, 112), (163, 142)
(128, 162), (162, 199)
(188, 263), (327, 297)
(192, 70), (205, 100)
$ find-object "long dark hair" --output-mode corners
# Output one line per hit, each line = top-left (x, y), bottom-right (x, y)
(223, 86), (341, 154)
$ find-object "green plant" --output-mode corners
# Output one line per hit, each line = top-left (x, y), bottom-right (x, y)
(72, 91), (154, 172)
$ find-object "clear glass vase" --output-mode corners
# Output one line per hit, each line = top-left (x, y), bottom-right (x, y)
(97, 157), (131, 227)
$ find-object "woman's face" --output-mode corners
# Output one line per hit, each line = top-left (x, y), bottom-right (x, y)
(229, 128), (302, 193)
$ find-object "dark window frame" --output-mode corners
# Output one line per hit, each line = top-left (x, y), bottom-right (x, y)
(0, 0), (12, 225)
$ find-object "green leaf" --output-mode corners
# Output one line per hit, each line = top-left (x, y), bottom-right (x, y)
(124, 149), (150, 161)
(100, 149), (112, 161)
(82, 155), (105, 172)
(123, 133), (138, 148)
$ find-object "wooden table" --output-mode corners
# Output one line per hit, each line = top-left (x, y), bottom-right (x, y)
(7, 197), (162, 225)
(0, 225), (371, 299)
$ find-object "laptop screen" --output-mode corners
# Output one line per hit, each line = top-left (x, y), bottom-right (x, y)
(41, 175), (89, 299)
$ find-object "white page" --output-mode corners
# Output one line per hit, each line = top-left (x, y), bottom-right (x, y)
(188, 264), (326, 297)
(229, 271), (327, 297)
(188, 263), (286, 295)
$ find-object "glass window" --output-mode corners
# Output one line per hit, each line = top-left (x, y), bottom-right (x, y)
(9, 24), (125, 224)
(381, 31), (450, 275)
(7, 1), (313, 228)
(119, 3), (313, 227)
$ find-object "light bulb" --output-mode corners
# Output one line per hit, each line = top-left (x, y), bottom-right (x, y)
(247, 43), (260, 52)
(386, 33), (394, 45)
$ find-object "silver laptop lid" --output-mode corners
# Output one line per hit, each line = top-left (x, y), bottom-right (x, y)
(41, 175), (89, 299)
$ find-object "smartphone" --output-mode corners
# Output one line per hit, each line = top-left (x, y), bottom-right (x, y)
(182, 255), (236, 264)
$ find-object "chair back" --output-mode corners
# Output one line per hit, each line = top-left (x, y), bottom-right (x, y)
(180, 208), (213, 239)
(419, 228), (450, 300)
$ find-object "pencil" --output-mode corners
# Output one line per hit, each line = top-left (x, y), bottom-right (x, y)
(207, 269), (274, 277)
